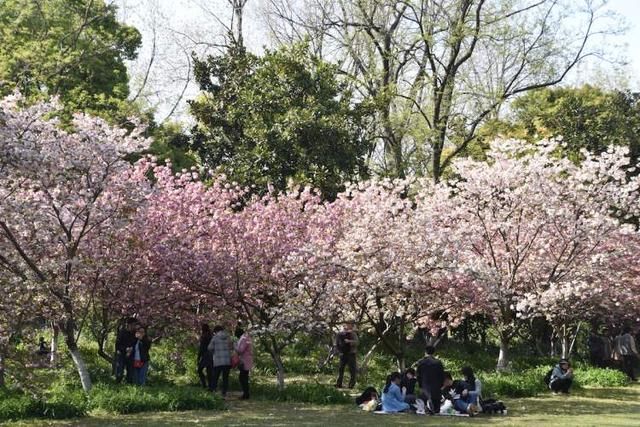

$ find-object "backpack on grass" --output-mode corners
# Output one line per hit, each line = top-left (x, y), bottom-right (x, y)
(543, 368), (553, 386)
(480, 398), (507, 414)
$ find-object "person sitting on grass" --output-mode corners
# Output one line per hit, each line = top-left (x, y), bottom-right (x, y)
(442, 372), (478, 416)
(461, 366), (482, 405)
(400, 368), (418, 404)
(381, 372), (411, 413)
(549, 358), (574, 394)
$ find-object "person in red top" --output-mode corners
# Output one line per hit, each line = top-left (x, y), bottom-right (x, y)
(235, 327), (253, 399)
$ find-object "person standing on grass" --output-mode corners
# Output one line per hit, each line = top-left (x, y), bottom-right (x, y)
(235, 327), (253, 400)
(197, 323), (213, 389)
(131, 327), (152, 386)
(549, 358), (573, 394)
(208, 325), (232, 397)
(416, 345), (445, 414)
(335, 321), (359, 389)
(617, 326), (639, 381)
(114, 317), (138, 384)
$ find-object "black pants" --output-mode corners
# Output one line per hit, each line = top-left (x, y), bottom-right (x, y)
(336, 353), (357, 388)
(197, 358), (213, 389)
(623, 355), (637, 380)
(211, 365), (231, 395)
(420, 387), (442, 413)
(115, 352), (134, 384)
(239, 369), (250, 398)
(550, 378), (573, 393)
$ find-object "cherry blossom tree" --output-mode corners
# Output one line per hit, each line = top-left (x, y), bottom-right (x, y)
(314, 179), (480, 371)
(0, 94), (149, 391)
(429, 139), (640, 370)
(202, 186), (338, 390)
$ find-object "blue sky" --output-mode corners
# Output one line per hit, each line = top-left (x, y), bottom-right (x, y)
(606, 0), (640, 89)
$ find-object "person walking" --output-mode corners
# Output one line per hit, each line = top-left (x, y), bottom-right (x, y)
(235, 327), (253, 400)
(416, 345), (445, 414)
(197, 323), (213, 389)
(114, 318), (137, 384)
(131, 327), (151, 386)
(617, 326), (639, 381)
(208, 325), (232, 396)
(335, 321), (358, 389)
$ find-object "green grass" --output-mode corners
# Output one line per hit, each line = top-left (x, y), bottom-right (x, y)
(7, 384), (640, 426)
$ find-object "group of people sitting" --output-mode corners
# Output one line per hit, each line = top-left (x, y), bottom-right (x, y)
(356, 345), (503, 416)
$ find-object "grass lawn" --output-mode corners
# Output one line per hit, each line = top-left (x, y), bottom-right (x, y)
(7, 384), (640, 427)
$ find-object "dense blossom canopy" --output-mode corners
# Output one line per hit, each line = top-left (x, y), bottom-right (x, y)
(1, 97), (639, 386)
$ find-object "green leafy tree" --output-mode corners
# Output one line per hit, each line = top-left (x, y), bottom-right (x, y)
(519, 86), (640, 164)
(189, 43), (371, 197)
(0, 0), (141, 123)
(480, 85), (640, 166)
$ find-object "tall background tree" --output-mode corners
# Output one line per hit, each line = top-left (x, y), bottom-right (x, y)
(189, 43), (372, 197)
(481, 85), (640, 167)
(266, 0), (619, 180)
(0, 0), (142, 124)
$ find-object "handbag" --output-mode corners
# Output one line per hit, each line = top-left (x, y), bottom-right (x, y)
(133, 359), (144, 368)
(231, 353), (240, 369)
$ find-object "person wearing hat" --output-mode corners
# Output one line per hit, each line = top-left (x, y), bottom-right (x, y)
(549, 359), (574, 394)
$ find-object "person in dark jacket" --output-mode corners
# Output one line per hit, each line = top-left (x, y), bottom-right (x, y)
(442, 372), (478, 415)
(416, 345), (445, 414)
(549, 358), (574, 394)
(131, 327), (152, 386)
(355, 387), (378, 405)
(197, 323), (213, 389)
(114, 318), (138, 383)
(588, 331), (607, 368)
(461, 366), (482, 405)
(335, 321), (359, 389)
(400, 368), (417, 403)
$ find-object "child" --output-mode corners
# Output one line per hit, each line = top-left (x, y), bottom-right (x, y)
(381, 372), (410, 413)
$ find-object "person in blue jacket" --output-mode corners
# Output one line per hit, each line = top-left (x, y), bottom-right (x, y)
(381, 372), (410, 413)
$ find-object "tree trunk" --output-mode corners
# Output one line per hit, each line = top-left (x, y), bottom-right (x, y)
(69, 345), (92, 393)
(270, 349), (285, 391)
(63, 323), (92, 392)
(359, 339), (381, 374)
(232, 0), (245, 47)
(50, 322), (59, 368)
(397, 356), (406, 372)
(396, 319), (406, 372)
(0, 352), (5, 387)
(496, 335), (511, 372)
(561, 333), (571, 359)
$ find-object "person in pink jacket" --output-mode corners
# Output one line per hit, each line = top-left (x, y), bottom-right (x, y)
(235, 327), (253, 399)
